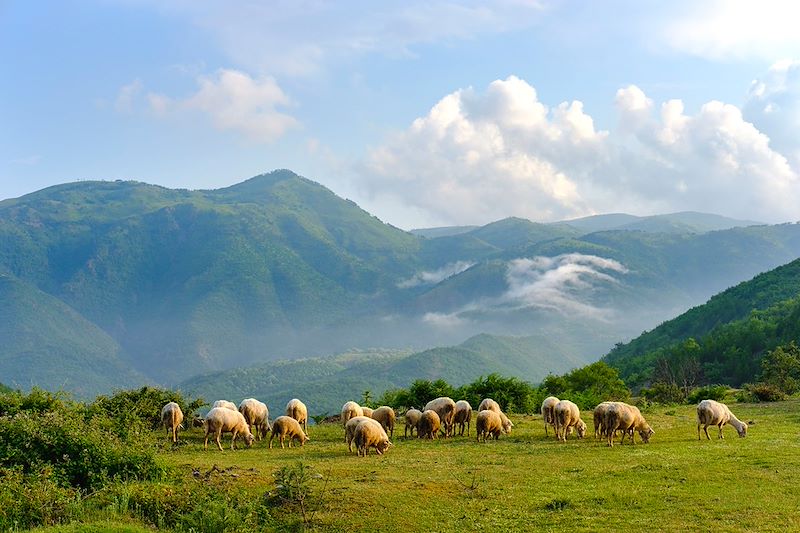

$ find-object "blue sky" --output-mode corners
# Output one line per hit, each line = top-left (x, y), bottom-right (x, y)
(3, 1), (800, 228)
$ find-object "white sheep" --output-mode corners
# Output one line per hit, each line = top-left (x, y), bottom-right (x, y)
(424, 397), (456, 437)
(454, 400), (472, 436)
(203, 407), (255, 451)
(371, 406), (397, 439)
(269, 415), (310, 449)
(604, 402), (654, 447)
(417, 409), (441, 439)
(238, 398), (270, 440)
(478, 398), (501, 412)
(341, 401), (364, 427)
(404, 408), (423, 437)
(285, 398), (308, 433)
(361, 406), (374, 418)
(554, 399), (586, 442)
(476, 410), (504, 442)
(212, 400), (237, 411)
(697, 399), (748, 439)
(354, 419), (393, 456)
(540, 396), (560, 436)
(161, 402), (184, 443)
(344, 416), (374, 452)
(593, 401), (615, 440)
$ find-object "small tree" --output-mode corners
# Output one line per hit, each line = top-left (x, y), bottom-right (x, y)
(760, 342), (800, 394)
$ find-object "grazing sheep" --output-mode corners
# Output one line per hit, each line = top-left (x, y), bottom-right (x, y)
(354, 419), (392, 457)
(341, 401), (364, 427)
(404, 408), (423, 437)
(203, 407), (255, 451)
(417, 410), (441, 439)
(554, 400), (586, 442)
(161, 402), (184, 443)
(499, 411), (514, 434)
(424, 397), (457, 437)
(697, 399), (748, 440)
(269, 415), (310, 449)
(238, 398), (271, 440)
(192, 416), (205, 429)
(213, 400), (238, 411)
(285, 398), (308, 433)
(344, 416), (375, 452)
(454, 400), (473, 436)
(540, 396), (560, 436)
(593, 402), (615, 440)
(361, 406), (374, 418)
(371, 406), (397, 439)
(476, 410), (504, 442)
(604, 402), (654, 447)
(478, 398), (501, 412)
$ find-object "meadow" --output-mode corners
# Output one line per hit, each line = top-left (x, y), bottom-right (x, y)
(32, 400), (800, 532)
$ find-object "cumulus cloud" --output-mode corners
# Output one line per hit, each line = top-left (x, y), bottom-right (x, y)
(147, 69), (299, 142)
(661, 0), (800, 60)
(115, 79), (143, 113)
(359, 76), (800, 225)
(397, 261), (475, 288)
(744, 60), (800, 169)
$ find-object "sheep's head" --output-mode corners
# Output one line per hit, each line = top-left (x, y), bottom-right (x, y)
(501, 417), (514, 435)
(244, 432), (255, 447)
(377, 439), (392, 454)
(638, 426), (654, 443)
(576, 420), (587, 438)
(302, 433), (311, 443)
(737, 423), (748, 438)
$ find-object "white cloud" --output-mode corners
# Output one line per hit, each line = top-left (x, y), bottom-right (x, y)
(148, 69), (299, 143)
(359, 76), (800, 225)
(422, 311), (468, 328)
(397, 261), (475, 288)
(661, 0), (800, 60)
(115, 79), (143, 113)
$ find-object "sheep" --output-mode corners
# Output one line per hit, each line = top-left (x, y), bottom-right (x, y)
(354, 419), (393, 457)
(269, 415), (310, 449)
(478, 398), (513, 434)
(344, 416), (375, 452)
(554, 400), (586, 442)
(604, 402), (654, 447)
(371, 406), (397, 439)
(454, 400), (472, 436)
(424, 397), (456, 437)
(161, 402), (184, 443)
(540, 396), (560, 436)
(478, 398), (501, 412)
(404, 408), (423, 437)
(203, 407), (255, 451)
(697, 399), (748, 440)
(593, 402), (615, 440)
(238, 398), (271, 440)
(192, 416), (205, 429)
(361, 406), (374, 418)
(476, 410), (504, 442)
(213, 400), (237, 411)
(285, 398), (308, 433)
(417, 409), (441, 439)
(341, 401), (364, 427)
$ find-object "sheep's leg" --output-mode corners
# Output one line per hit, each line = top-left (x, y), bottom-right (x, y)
(215, 429), (224, 452)
(703, 425), (711, 440)
(697, 423), (701, 440)
(204, 431), (210, 450)
(280, 435), (285, 449)
(718, 424), (724, 439)
(619, 429), (627, 445)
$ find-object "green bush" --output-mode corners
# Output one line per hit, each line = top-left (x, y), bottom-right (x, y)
(737, 383), (786, 402)
(455, 374), (536, 414)
(89, 386), (205, 432)
(538, 362), (630, 410)
(759, 342), (800, 395)
(641, 382), (685, 404)
(0, 467), (80, 530)
(0, 387), (72, 417)
(687, 384), (730, 404)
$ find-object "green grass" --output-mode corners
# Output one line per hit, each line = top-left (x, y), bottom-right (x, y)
(54, 400), (797, 532)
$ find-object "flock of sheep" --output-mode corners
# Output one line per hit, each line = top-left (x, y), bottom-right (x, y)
(159, 395), (748, 455)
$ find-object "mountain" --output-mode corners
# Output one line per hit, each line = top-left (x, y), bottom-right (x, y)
(604, 257), (800, 387)
(560, 212), (762, 234)
(0, 273), (147, 397)
(1, 169), (799, 397)
(178, 333), (586, 415)
(411, 226), (478, 238)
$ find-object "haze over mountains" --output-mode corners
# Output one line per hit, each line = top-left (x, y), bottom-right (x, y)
(2, 169), (800, 398)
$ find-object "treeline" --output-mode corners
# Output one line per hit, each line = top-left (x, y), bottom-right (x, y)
(609, 295), (800, 401)
(376, 362), (631, 413)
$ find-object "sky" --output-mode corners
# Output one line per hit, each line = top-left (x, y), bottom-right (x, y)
(3, 1), (800, 229)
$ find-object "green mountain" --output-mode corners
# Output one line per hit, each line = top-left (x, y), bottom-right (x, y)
(0, 273), (147, 397)
(604, 257), (800, 387)
(179, 333), (585, 415)
(560, 211), (761, 235)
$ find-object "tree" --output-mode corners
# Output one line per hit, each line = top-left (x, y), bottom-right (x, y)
(760, 341), (800, 394)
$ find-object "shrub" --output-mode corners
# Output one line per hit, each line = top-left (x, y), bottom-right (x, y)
(737, 383), (786, 402)
(0, 467), (80, 530)
(759, 342), (800, 395)
(539, 362), (630, 410)
(0, 387), (72, 417)
(687, 384), (730, 404)
(641, 382), (685, 404)
(89, 386), (205, 432)
(455, 374), (536, 413)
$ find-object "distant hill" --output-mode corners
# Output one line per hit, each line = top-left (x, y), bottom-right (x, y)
(560, 212), (762, 234)
(411, 226), (478, 238)
(179, 333), (586, 414)
(0, 274), (148, 397)
(604, 257), (800, 387)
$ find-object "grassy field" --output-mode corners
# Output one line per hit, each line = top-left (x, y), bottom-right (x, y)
(36, 400), (800, 532)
